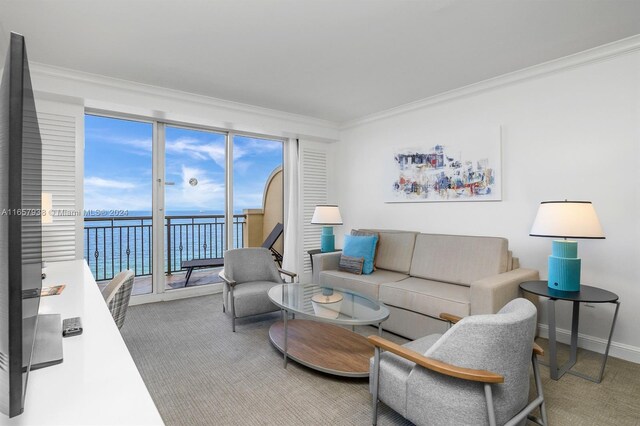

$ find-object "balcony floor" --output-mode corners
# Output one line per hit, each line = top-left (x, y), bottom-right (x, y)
(98, 267), (223, 296)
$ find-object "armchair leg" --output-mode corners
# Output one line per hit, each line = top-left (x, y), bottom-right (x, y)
(230, 288), (236, 332)
(503, 354), (548, 426)
(484, 383), (497, 426)
(222, 283), (227, 313)
(371, 346), (381, 426)
(533, 355), (548, 425)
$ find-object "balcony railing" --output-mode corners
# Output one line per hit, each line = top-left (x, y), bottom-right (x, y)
(84, 214), (246, 282)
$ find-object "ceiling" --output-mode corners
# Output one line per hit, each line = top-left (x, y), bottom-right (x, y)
(2, 0), (640, 124)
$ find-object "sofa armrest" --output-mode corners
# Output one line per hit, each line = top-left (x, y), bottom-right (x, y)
(311, 251), (342, 283)
(470, 268), (539, 315)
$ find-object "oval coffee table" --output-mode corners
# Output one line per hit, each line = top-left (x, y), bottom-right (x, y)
(267, 283), (390, 377)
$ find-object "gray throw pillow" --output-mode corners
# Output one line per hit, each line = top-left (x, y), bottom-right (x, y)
(339, 255), (364, 275)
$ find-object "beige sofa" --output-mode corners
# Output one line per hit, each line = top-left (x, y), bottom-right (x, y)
(312, 230), (539, 339)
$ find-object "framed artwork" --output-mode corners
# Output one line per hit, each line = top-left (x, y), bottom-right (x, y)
(386, 127), (502, 203)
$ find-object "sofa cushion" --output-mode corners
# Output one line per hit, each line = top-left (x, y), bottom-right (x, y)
(409, 234), (508, 286)
(351, 229), (380, 269)
(319, 269), (410, 300)
(231, 281), (280, 318)
(361, 230), (418, 274)
(343, 234), (377, 274)
(338, 255), (364, 275)
(379, 277), (470, 318)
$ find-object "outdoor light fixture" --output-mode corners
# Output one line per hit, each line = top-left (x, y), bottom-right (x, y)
(311, 205), (343, 252)
(530, 200), (605, 292)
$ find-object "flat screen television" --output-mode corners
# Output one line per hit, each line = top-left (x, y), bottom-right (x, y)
(0, 32), (57, 419)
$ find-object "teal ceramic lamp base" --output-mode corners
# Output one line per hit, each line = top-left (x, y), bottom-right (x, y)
(320, 226), (335, 252)
(547, 240), (581, 292)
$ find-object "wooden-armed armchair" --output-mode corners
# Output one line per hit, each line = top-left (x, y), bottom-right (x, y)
(369, 298), (547, 426)
(219, 247), (296, 332)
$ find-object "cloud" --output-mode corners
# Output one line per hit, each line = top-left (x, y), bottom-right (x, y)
(85, 129), (153, 157)
(233, 138), (282, 160)
(85, 127), (152, 151)
(166, 137), (226, 169)
(83, 190), (152, 211)
(84, 176), (149, 211)
(85, 176), (137, 190)
(233, 192), (265, 210)
(233, 160), (252, 174)
(165, 165), (226, 211)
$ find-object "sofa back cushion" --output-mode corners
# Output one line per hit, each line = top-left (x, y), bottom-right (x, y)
(410, 234), (509, 285)
(360, 230), (418, 274)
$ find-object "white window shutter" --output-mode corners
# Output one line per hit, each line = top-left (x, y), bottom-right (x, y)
(40, 111), (77, 262)
(299, 142), (329, 281)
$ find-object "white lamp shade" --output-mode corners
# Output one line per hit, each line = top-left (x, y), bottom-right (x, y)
(311, 205), (343, 225)
(41, 192), (53, 224)
(530, 200), (604, 239)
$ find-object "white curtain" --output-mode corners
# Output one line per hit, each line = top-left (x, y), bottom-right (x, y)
(282, 138), (300, 279)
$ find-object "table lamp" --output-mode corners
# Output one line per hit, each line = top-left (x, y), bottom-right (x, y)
(530, 200), (604, 292)
(42, 192), (53, 224)
(311, 205), (342, 252)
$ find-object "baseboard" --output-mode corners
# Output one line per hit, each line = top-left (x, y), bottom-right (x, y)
(129, 283), (223, 306)
(537, 323), (640, 364)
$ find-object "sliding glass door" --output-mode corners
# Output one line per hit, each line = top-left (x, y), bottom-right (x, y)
(85, 114), (285, 299)
(84, 114), (154, 295)
(232, 135), (283, 252)
(163, 125), (227, 290)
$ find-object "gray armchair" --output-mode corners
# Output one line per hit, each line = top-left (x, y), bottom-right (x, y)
(219, 248), (296, 332)
(369, 298), (547, 426)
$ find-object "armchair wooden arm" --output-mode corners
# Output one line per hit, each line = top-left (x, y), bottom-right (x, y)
(439, 313), (463, 324)
(278, 268), (297, 283)
(367, 335), (504, 384)
(533, 342), (544, 356)
(218, 270), (236, 287)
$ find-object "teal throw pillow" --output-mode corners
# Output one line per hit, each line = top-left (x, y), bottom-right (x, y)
(343, 234), (377, 274)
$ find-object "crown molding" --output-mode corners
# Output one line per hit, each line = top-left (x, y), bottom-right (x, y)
(29, 62), (340, 131)
(341, 34), (640, 130)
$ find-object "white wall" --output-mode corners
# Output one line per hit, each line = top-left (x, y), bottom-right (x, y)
(335, 49), (640, 362)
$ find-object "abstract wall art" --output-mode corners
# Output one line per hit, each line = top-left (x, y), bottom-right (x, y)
(386, 127), (502, 202)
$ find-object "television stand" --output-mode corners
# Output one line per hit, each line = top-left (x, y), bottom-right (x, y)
(29, 314), (63, 371)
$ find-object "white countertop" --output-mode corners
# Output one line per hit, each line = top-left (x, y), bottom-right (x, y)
(3, 260), (164, 426)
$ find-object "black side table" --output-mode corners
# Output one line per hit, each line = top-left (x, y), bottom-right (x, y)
(520, 280), (620, 383)
(307, 249), (341, 273)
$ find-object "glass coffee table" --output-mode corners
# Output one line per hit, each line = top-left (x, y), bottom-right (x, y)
(267, 283), (390, 377)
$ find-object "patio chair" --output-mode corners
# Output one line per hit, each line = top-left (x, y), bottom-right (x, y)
(369, 298), (547, 426)
(262, 222), (284, 266)
(219, 247), (296, 332)
(181, 222), (285, 286)
(101, 270), (135, 330)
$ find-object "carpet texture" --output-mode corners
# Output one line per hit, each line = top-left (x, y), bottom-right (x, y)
(121, 294), (640, 426)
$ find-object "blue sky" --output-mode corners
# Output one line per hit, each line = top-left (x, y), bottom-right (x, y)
(84, 115), (283, 213)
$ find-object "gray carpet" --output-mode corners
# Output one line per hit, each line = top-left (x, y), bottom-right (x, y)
(121, 295), (640, 426)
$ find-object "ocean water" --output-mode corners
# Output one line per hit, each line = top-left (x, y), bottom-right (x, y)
(84, 210), (245, 281)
